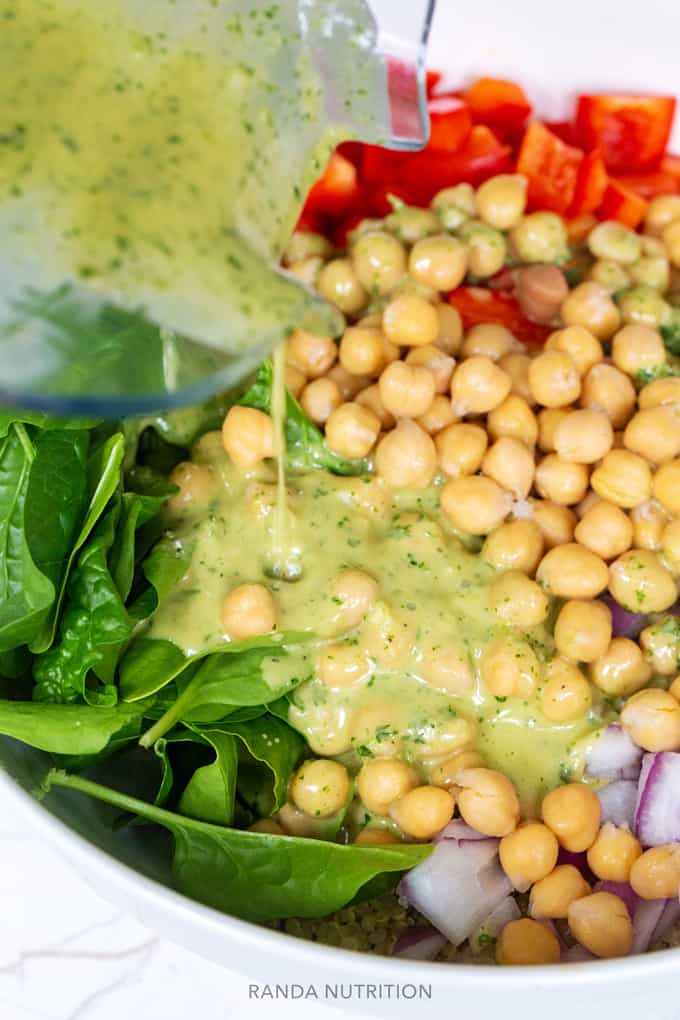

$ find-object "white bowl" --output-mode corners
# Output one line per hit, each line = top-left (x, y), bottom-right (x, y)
(3, 2), (680, 1016)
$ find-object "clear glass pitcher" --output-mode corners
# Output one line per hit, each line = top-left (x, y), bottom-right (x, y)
(0, 0), (434, 416)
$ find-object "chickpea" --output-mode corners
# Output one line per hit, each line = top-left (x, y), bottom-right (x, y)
(640, 619), (680, 676)
(535, 455), (589, 507)
(530, 500), (576, 548)
(404, 344), (455, 394)
(375, 420), (437, 489)
(664, 219), (680, 268)
(630, 254), (670, 292)
(609, 549), (677, 613)
(167, 462), (215, 513)
(590, 450), (652, 509)
(589, 258), (632, 294)
(338, 326), (386, 377)
(574, 500), (633, 560)
(482, 519), (544, 575)
(222, 406), (274, 469)
(354, 827), (401, 846)
(528, 350), (581, 408)
(451, 356), (511, 415)
(587, 823), (642, 883)
(671, 676), (680, 701)
(222, 582), (277, 640)
(662, 519), (680, 572)
(435, 423), (487, 477)
(408, 234), (468, 291)
(652, 459), (680, 516)
(285, 364), (307, 399)
(553, 409), (614, 464)
(382, 293), (439, 348)
(430, 749), (486, 788)
(580, 363), (636, 429)
(290, 759), (350, 818)
(357, 758), (419, 816)
(624, 407), (680, 465)
(300, 377), (342, 425)
(511, 212), (569, 264)
(630, 499), (670, 552)
(537, 408), (571, 453)
(325, 402), (380, 459)
(545, 326), (604, 376)
(377, 361), (436, 419)
(288, 255), (323, 287)
(541, 658), (592, 722)
(286, 329), (337, 379)
(588, 220), (641, 265)
(329, 569), (379, 628)
(249, 818), (285, 835)
(481, 437), (535, 500)
(542, 783), (601, 852)
(496, 918), (561, 966)
(475, 174), (528, 230)
(499, 822), (559, 891)
(562, 281), (622, 340)
(611, 324), (666, 379)
(619, 285), (671, 329)
(415, 394), (456, 435)
(351, 230), (407, 294)
(386, 204), (440, 244)
(630, 844), (680, 900)
(434, 303), (464, 355)
(498, 352), (534, 404)
(490, 570), (549, 628)
(432, 182), (477, 219)
(555, 599), (612, 663)
(418, 647), (474, 695)
(355, 384), (395, 429)
(191, 429), (227, 464)
(456, 768), (520, 837)
(529, 865), (591, 920)
(621, 688), (680, 752)
(317, 644), (373, 689)
(480, 635), (540, 699)
(460, 324), (520, 363)
(441, 476), (512, 536)
(458, 220), (507, 278)
(388, 785), (455, 840)
(568, 892), (633, 959)
(487, 395), (538, 449)
(326, 363), (371, 400)
(516, 265), (569, 325)
(283, 230), (332, 267)
(317, 257), (368, 314)
(646, 195), (680, 236)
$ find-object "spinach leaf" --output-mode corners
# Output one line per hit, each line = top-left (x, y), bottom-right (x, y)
(124, 536), (192, 627)
(0, 425), (54, 651)
(0, 699), (147, 754)
(109, 488), (173, 604)
(123, 391), (236, 470)
(0, 411), (100, 438)
(45, 770), (431, 921)
(178, 730), (239, 825)
(661, 311), (680, 357)
(33, 503), (129, 705)
(239, 361), (368, 476)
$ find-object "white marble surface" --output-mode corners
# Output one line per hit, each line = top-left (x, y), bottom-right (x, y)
(0, 800), (376, 1020)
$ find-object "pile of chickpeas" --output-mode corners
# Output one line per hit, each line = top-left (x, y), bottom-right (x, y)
(218, 175), (680, 964)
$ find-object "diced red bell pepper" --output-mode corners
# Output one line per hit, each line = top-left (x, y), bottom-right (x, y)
(427, 96), (472, 154)
(304, 151), (360, 216)
(516, 122), (583, 215)
(661, 153), (680, 185)
(569, 150), (609, 216)
(448, 287), (551, 347)
(599, 179), (649, 229)
(544, 120), (578, 146)
(426, 70), (443, 97)
(336, 141), (364, 169)
(295, 209), (325, 234)
(365, 181), (419, 217)
(566, 215), (598, 245)
(575, 94), (677, 173)
(361, 144), (409, 184)
(616, 171), (678, 200)
(465, 77), (532, 132)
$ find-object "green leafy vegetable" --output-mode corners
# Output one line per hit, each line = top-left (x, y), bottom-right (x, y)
(661, 312), (680, 357)
(44, 770), (431, 921)
(0, 699), (147, 754)
(178, 730), (239, 825)
(239, 361), (367, 475)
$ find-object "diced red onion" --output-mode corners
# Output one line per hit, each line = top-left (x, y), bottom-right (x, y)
(632, 898), (669, 954)
(470, 896), (521, 952)
(595, 880), (638, 919)
(634, 751), (680, 847)
(399, 837), (512, 947)
(392, 925), (447, 960)
(597, 779), (638, 831)
(557, 847), (591, 877)
(561, 944), (596, 963)
(435, 819), (491, 844)
(599, 592), (650, 639)
(584, 724), (643, 782)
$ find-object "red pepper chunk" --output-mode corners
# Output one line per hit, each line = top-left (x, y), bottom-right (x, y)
(616, 171), (678, 200)
(304, 151), (360, 216)
(427, 96), (472, 154)
(569, 150), (609, 216)
(448, 287), (551, 347)
(516, 122), (583, 215)
(599, 179), (649, 229)
(465, 77), (532, 132)
(575, 94), (677, 173)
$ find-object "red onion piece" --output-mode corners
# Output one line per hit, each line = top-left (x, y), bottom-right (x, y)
(562, 944), (596, 963)
(597, 779), (638, 831)
(435, 819), (491, 844)
(634, 751), (680, 847)
(632, 898), (669, 954)
(470, 895), (521, 952)
(398, 837), (512, 947)
(599, 592), (650, 639)
(595, 880), (638, 919)
(584, 724), (643, 782)
(392, 925), (447, 960)
(557, 847), (591, 877)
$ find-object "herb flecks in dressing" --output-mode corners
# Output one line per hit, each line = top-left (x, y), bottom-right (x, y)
(150, 451), (606, 808)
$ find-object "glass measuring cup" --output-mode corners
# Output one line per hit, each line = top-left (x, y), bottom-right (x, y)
(0, 0), (434, 416)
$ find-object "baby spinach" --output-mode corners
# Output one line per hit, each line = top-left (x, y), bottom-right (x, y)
(239, 361), (368, 476)
(44, 770), (431, 921)
(178, 730), (239, 825)
(0, 699), (147, 755)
